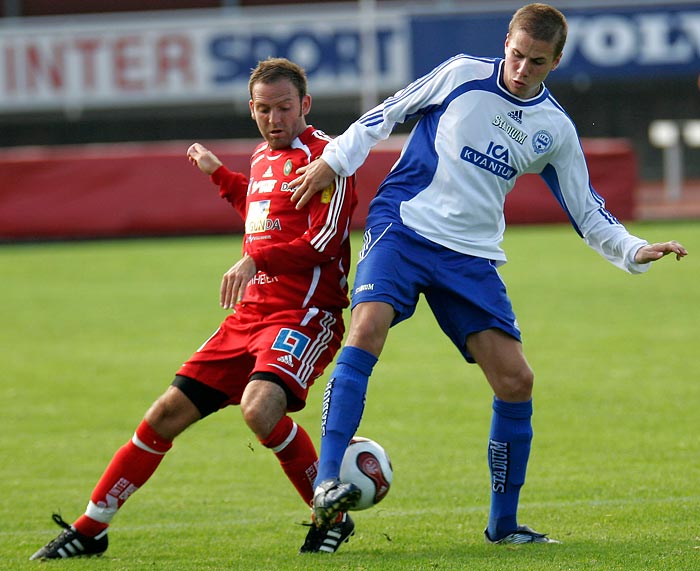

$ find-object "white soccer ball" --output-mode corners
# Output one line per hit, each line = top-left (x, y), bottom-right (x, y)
(339, 436), (393, 510)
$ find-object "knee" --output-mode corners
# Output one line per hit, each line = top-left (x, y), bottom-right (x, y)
(493, 365), (534, 402)
(240, 402), (265, 437)
(346, 305), (393, 356)
(241, 402), (284, 441)
(240, 381), (287, 440)
(146, 394), (180, 426)
(144, 387), (199, 440)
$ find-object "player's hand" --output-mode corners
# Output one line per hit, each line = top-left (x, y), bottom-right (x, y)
(289, 158), (337, 210)
(187, 142), (223, 175)
(634, 240), (688, 263)
(220, 255), (257, 309)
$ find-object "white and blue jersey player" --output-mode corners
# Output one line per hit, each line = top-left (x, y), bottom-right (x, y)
(291, 3), (687, 546)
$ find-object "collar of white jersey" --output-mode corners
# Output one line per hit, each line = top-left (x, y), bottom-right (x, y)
(495, 60), (549, 106)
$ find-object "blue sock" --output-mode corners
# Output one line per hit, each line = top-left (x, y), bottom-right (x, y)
(486, 397), (533, 540)
(315, 346), (378, 485)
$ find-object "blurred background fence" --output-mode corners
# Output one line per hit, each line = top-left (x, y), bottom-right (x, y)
(1, 0), (699, 240)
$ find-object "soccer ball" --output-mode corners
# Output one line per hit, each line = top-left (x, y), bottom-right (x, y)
(339, 436), (393, 510)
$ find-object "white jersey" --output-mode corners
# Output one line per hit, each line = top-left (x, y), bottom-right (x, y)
(322, 55), (649, 273)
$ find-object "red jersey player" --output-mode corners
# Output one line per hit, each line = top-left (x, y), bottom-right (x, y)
(30, 58), (358, 560)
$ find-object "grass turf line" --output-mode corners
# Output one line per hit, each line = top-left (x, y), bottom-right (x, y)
(2, 221), (699, 570)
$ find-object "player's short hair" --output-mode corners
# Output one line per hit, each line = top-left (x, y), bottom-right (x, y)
(248, 57), (308, 101)
(509, 3), (568, 58)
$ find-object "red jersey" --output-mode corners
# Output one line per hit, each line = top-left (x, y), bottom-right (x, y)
(211, 126), (357, 314)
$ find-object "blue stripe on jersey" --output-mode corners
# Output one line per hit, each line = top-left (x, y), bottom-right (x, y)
(364, 123), (441, 225)
(368, 69), (503, 220)
(539, 164), (583, 237)
(385, 55), (481, 108)
(588, 183), (606, 210)
(541, 97), (617, 225)
(386, 55), (468, 103)
(545, 93), (567, 114)
(539, 164), (620, 237)
(361, 54), (493, 129)
(542, 100), (620, 227)
(596, 201), (621, 225)
(360, 56), (505, 132)
(362, 117), (385, 128)
(359, 109), (385, 127)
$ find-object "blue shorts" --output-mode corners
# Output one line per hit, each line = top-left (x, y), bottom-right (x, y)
(351, 222), (521, 363)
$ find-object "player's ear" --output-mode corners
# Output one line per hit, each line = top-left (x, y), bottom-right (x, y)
(249, 99), (255, 119)
(551, 51), (563, 72)
(301, 94), (312, 116)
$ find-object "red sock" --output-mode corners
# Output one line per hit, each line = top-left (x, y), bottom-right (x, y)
(73, 420), (172, 536)
(260, 416), (318, 506)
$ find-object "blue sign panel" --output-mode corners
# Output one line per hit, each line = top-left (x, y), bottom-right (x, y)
(209, 28), (399, 84)
(411, 4), (700, 82)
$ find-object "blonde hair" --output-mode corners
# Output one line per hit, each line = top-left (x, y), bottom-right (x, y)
(509, 3), (568, 57)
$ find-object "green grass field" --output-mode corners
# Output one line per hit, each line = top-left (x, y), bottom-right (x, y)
(1, 221), (699, 570)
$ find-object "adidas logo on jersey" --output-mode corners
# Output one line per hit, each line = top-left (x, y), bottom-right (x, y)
(277, 354), (294, 366)
(263, 166), (274, 178)
(507, 110), (523, 124)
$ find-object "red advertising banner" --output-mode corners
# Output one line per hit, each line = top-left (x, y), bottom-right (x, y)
(0, 138), (636, 241)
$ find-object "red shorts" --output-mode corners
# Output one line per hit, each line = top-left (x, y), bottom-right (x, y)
(177, 306), (344, 412)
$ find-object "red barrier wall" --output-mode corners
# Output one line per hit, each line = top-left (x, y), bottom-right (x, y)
(0, 137), (636, 241)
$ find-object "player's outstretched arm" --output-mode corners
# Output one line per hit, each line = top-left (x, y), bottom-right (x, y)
(634, 240), (688, 263)
(187, 142), (223, 176)
(290, 158), (337, 210)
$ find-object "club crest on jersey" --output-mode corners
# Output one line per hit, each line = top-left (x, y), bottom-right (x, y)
(532, 130), (554, 154)
(284, 159), (293, 176)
